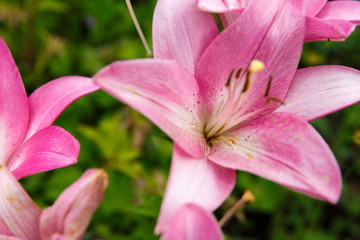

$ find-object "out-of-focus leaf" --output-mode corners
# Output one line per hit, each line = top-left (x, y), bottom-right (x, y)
(38, 0), (67, 13)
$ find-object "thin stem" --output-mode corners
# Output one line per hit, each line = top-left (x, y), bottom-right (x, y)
(219, 190), (255, 226)
(125, 0), (153, 57)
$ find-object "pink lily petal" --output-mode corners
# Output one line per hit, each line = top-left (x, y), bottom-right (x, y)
(219, 11), (242, 28)
(198, 0), (327, 16)
(208, 113), (342, 203)
(197, 0), (244, 13)
(8, 126), (80, 179)
(304, 0), (327, 16)
(244, 0), (304, 117)
(275, 66), (360, 121)
(161, 204), (224, 240)
(195, 0), (280, 104)
(0, 38), (29, 164)
(93, 59), (205, 158)
(305, 16), (356, 42)
(316, 1), (360, 23)
(153, 0), (218, 74)
(0, 235), (23, 240)
(155, 144), (236, 234)
(40, 169), (108, 240)
(197, 0), (244, 27)
(0, 165), (41, 240)
(0, 221), (12, 235)
(50, 234), (72, 240)
(196, 0), (304, 118)
(25, 76), (99, 140)
(198, 0), (231, 12)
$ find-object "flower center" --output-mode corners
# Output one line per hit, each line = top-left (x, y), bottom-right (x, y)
(203, 60), (283, 143)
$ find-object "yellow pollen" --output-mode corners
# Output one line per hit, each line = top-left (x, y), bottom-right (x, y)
(322, 176), (329, 183)
(250, 60), (265, 73)
(247, 153), (254, 161)
(6, 194), (14, 204)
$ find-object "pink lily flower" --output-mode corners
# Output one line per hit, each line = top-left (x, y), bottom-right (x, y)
(93, 0), (360, 233)
(197, 0), (360, 41)
(0, 38), (99, 179)
(0, 166), (108, 240)
(161, 203), (224, 240)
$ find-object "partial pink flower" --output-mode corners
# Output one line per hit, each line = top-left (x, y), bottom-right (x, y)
(0, 38), (99, 179)
(161, 203), (224, 240)
(304, 0), (360, 41)
(94, 0), (360, 233)
(197, 0), (360, 41)
(39, 169), (108, 240)
(0, 166), (108, 240)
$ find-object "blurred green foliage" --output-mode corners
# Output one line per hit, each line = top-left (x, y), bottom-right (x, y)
(1, 0), (359, 239)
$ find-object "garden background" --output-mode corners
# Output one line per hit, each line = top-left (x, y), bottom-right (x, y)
(0, 0), (359, 239)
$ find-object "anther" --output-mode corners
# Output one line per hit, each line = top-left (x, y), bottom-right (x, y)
(266, 97), (285, 105)
(235, 68), (243, 79)
(242, 70), (251, 92)
(264, 76), (273, 97)
(226, 68), (236, 86)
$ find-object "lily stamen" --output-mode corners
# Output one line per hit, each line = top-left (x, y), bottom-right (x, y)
(204, 60), (265, 139)
(218, 190), (255, 226)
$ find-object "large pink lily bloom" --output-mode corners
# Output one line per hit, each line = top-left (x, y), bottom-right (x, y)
(0, 38), (99, 179)
(161, 203), (224, 240)
(0, 166), (108, 240)
(93, 0), (360, 233)
(198, 0), (360, 41)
